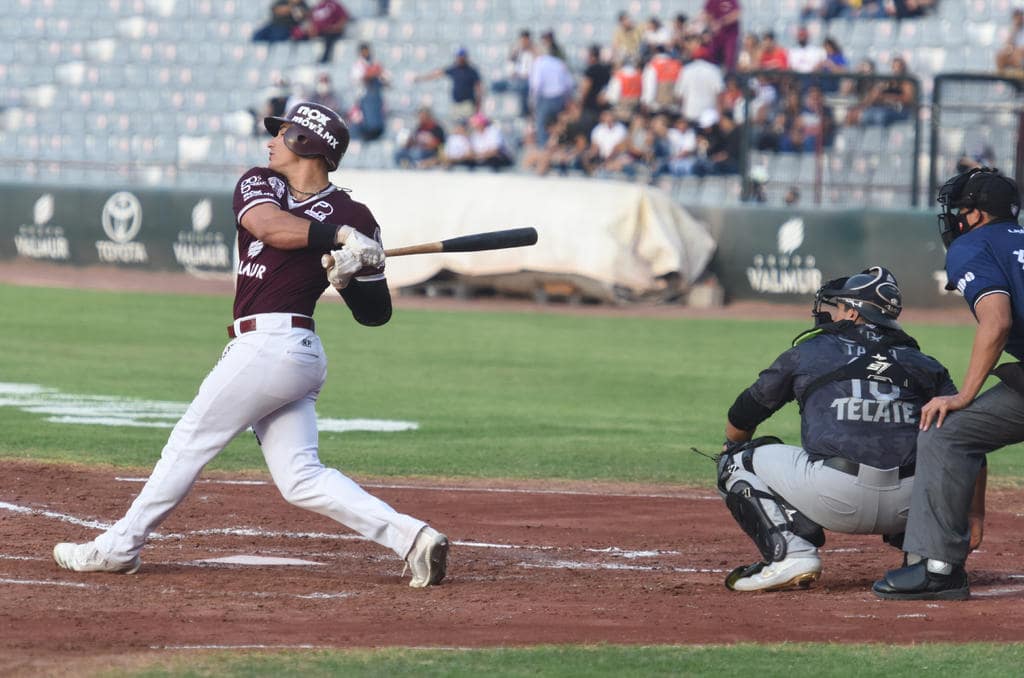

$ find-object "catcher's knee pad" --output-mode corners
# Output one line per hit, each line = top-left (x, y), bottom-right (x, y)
(774, 495), (826, 547)
(724, 481), (789, 562)
(716, 436), (784, 492)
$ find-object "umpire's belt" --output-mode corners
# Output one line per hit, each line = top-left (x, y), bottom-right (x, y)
(228, 314), (315, 338)
(822, 456), (915, 480)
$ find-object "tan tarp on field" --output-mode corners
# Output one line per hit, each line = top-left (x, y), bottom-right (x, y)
(334, 171), (717, 301)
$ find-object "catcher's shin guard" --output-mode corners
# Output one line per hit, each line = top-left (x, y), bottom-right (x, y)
(725, 481), (789, 562)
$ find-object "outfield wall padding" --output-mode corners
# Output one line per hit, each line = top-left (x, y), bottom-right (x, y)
(0, 174), (717, 301)
(687, 205), (963, 310)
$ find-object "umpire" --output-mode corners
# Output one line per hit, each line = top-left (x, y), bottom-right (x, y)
(874, 167), (1023, 601)
(718, 267), (957, 592)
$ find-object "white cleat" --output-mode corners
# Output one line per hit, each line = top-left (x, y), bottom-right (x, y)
(405, 526), (448, 588)
(726, 555), (822, 592)
(53, 542), (141, 574)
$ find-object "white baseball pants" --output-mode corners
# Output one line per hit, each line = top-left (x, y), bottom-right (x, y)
(93, 313), (426, 565)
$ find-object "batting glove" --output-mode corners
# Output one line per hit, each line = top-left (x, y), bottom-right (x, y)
(322, 247), (362, 290)
(336, 226), (385, 267)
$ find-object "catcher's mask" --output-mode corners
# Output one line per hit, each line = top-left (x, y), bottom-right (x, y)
(812, 266), (902, 329)
(937, 166), (1021, 249)
(265, 102), (350, 171)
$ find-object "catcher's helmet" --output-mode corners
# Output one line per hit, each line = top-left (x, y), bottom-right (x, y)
(265, 102), (349, 171)
(937, 166), (1020, 248)
(812, 266), (902, 330)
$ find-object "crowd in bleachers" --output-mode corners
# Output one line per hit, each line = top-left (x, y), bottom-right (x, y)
(2, 0), (1021, 207)
(323, 1), (927, 191)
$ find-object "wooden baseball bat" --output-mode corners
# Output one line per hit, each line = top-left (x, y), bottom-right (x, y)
(323, 227), (538, 267)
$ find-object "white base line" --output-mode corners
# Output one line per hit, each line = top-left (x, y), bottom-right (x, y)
(0, 578), (91, 588)
(113, 476), (717, 500)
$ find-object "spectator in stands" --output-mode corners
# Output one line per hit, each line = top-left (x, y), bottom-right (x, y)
(606, 57), (643, 122)
(579, 44), (612, 130)
(394, 107), (445, 168)
(540, 30), (567, 62)
(529, 40), (576, 147)
(442, 119), (474, 169)
(845, 55), (915, 127)
(817, 36), (848, 93)
(308, 71), (342, 111)
(675, 37), (725, 128)
(702, 0), (741, 72)
(663, 114), (700, 177)
(955, 143), (996, 174)
(253, 0), (308, 42)
(612, 12), (643, 65)
(735, 32), (761, 73)
(292, 0), (351, 64)
(415, 48), (483, 121)
(694, 110), (742, 175)
(348, 42), (388, 141)
(784, 185), (801, 205)
(800, 0), (853, 22)
(642, 16), (673, 62)
(788, 26), (825, 75)
(625, 112), (655, 172)
(719, 73), (745, 122)
(468, 113), (513, 171)
(996, 9), (1024, 75)
(492, 30), (536, 118)
(642, 45), (683, 113)
(757, 31), (789, 71)
(523, 101), (589, 176)
(586, 107), (632, 176)
(670, 13), (691, 58)
(780, 84), (835, 153)
(253, 77), (292, 135)
(886, 0), (935, 19)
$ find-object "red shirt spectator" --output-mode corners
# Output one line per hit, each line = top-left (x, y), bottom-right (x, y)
(757, 31), (789, 70)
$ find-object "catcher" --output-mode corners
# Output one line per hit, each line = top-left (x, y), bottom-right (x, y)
(716, 266), (965, 591)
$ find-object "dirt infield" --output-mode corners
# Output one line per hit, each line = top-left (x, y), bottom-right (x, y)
(2, 458), (1024, 671)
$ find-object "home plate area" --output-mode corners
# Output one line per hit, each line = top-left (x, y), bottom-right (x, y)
(2, 460), (1024, 659)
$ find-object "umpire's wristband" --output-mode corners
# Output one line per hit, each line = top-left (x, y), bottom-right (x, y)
(308, 221), (338, 250)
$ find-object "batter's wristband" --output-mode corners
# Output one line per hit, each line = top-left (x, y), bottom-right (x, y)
(308, 221), (338, 250)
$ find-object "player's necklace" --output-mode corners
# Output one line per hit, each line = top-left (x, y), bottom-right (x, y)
(288, 182), (330, 199)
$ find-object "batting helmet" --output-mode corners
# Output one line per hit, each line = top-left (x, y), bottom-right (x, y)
(937, 166), (1021, 248)
(265, 102), (350, 171)
(812, 266), (902, 330)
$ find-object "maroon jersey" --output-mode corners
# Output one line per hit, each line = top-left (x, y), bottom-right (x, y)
(704, 0), (740, 26)
(231, 167), (384, 319)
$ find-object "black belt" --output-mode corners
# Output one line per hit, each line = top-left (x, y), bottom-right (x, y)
(227, 315), (314, 338)
(822, 456), (915, 480)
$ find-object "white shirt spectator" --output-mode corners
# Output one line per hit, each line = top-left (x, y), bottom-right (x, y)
(590, 120), (628, 159)
(445, 131), (472, 161)
(529, 54), (575, 99)
(512, 47), (535, 79)
(788, 43), (826, 74)
(675, 58), (724, 123)
(667, 126), (698, 158)
(470, 123), (507, 156)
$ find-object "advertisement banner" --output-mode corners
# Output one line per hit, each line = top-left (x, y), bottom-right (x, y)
(690, 206), (962, 309)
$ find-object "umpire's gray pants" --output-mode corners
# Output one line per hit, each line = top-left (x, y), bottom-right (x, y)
(904, 382), (1024, 566)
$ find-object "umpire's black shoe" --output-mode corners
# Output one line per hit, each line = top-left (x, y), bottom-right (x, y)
(871, 561), (969, 601)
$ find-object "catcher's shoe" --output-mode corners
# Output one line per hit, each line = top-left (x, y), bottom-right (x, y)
(726, 554), (822, 592)
(872, 560), (969, 601)
(53, 542), (141, 574)
(404, 526), (448, 588)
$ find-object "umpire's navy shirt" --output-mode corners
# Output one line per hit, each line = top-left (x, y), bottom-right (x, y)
(945, 218), (1024, 359)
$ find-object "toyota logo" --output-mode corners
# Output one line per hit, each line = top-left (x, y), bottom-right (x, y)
(101, 191), (143, 243)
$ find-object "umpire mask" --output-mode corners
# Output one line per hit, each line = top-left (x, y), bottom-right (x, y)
(937, 167), (1021, 249)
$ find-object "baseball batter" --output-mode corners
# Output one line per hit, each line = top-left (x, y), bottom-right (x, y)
(717, 267), (957, 592)
(53, 103), (449, 587)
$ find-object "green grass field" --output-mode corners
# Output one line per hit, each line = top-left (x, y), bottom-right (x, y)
(3, 283), (1023, 675)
